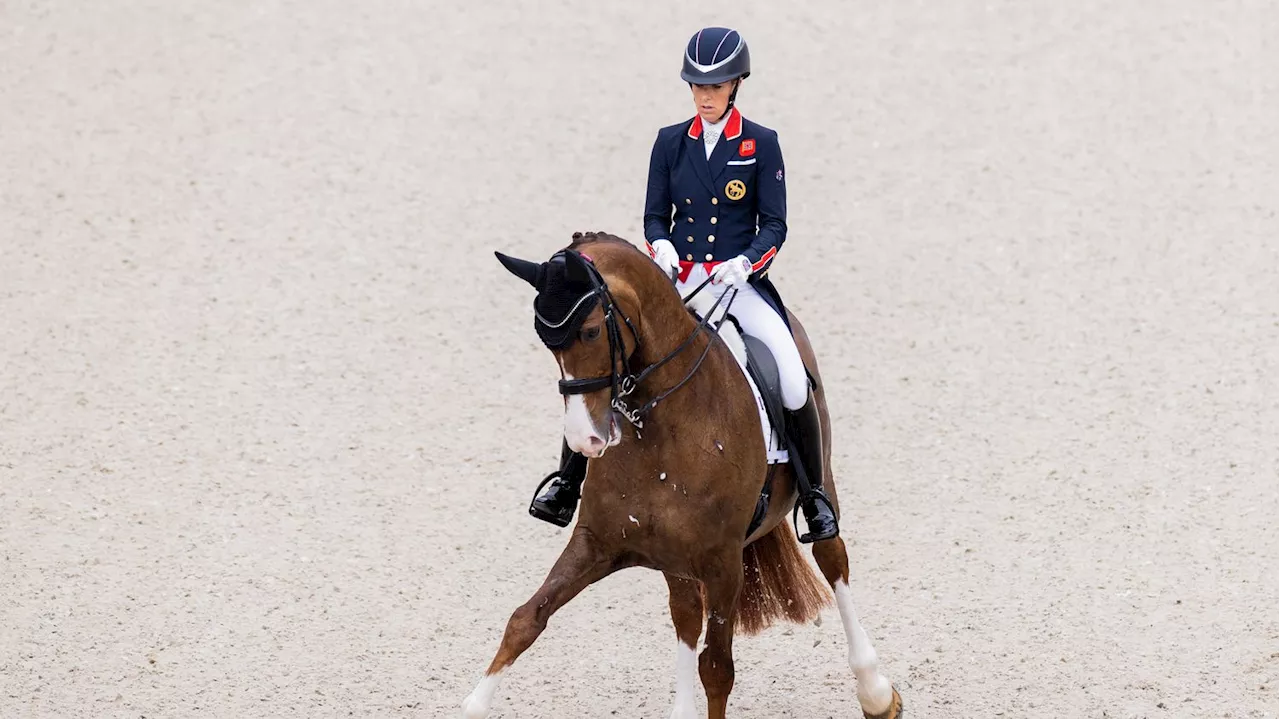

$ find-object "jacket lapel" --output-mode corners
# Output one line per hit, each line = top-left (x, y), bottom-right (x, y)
(709, 136), (743, 183)
(685, 116), (715, 194)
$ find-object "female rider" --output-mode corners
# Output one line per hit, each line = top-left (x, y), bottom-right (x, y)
(528, 27), (839, 543)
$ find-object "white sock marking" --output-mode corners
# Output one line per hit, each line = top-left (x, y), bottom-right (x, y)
(834, 580), (893, 715)
(460, 669), (504, 719)
(670, 641), (698, 719)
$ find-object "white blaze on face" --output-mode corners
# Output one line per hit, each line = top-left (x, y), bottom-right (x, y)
(559, 357), (606, 457)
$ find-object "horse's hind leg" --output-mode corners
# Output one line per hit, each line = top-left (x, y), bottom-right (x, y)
(461, 529), (617, 718)
(812, 537), (903, 719)
(664, 573), (704, 719)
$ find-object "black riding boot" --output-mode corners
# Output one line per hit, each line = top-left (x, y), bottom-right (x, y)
(786, 389), (840, 543)
(528, 441), (588, 527)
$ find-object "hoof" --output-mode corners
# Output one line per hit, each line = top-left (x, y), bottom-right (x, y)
(862, 686), (903, 719)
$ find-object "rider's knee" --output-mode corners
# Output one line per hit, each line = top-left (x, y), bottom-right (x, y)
(781, 370), (808, 411)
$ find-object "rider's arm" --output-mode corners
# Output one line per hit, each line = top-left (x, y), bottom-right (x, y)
(643, 132), (674, 255)
(746, 131), (787, 276)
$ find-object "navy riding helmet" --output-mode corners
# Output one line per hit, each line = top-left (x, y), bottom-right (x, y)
(681, 27), (751, 85)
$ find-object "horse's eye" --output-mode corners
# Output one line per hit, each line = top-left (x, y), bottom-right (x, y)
(581, 325), (601, 342)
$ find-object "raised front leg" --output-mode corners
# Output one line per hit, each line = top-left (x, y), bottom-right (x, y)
(697, 560), (743, 719)
(812, 536), (902, 719)
(461, 529), (618, 718)
(665, 573), (704, 719)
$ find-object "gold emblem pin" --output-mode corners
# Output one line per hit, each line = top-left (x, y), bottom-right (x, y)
(725, 179), (747, 201)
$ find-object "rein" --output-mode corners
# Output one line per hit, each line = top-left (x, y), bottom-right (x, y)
(554, 264), (736, 431)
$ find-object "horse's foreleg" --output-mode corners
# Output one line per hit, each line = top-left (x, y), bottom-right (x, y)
(664, 573), (704, 719)
(697, 559), (742, 719)
(812, 537), (903, 719)
(461, 529), (616, 718)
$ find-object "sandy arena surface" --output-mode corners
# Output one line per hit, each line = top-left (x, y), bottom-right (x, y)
(1, 1), (1276, 717)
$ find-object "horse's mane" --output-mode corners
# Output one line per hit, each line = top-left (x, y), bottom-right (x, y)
(568, 231), (643, 255)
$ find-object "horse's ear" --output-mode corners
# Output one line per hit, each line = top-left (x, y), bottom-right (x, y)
(494, 251), (543, 289)
(563, 250), (594, 285)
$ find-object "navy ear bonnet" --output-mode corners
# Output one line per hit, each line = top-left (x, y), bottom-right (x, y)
(533, 251), (602, 349)
(494, 249), (605, 350)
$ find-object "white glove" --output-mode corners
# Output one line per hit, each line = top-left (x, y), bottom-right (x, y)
(649, 239), (680, 277)
(711, 255), (752, 287)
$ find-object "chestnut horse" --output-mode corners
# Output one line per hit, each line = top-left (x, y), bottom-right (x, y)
(463, 232), (902, 719)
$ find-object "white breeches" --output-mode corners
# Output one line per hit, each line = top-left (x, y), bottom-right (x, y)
(677, 264), (809, 410)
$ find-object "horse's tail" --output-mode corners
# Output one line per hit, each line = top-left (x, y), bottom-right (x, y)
(735, 522), (832, 634)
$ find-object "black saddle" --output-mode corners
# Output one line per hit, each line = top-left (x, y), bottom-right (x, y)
(736, 330), (822, 538)
(742, 334), (785, 436)
(705, 311), (820, 538)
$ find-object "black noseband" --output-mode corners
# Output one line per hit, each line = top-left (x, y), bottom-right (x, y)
(558, 374), (614, 395)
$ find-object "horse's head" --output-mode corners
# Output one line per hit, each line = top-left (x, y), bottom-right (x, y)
(495, 236), (651, 458)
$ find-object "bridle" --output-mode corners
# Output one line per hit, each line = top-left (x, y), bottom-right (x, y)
(546, 256), (737, 432)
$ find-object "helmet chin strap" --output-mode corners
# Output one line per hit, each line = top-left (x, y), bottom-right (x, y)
(717, 78), (742, 122)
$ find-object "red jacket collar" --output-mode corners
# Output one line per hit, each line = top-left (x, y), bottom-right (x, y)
(687, 107), (743, 141)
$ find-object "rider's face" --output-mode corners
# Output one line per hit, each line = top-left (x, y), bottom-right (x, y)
(691, 81), (737, 123)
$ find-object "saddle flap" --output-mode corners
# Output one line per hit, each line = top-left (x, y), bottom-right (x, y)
(741, 334), (785, 437)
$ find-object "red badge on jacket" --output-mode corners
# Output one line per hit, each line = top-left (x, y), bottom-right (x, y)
(739, 139), (755, 157)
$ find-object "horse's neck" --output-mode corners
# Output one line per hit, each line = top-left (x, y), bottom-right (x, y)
(591, 249), (746, 425)
(633, 283), (700, 369)
(632, 283), (740, 415)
